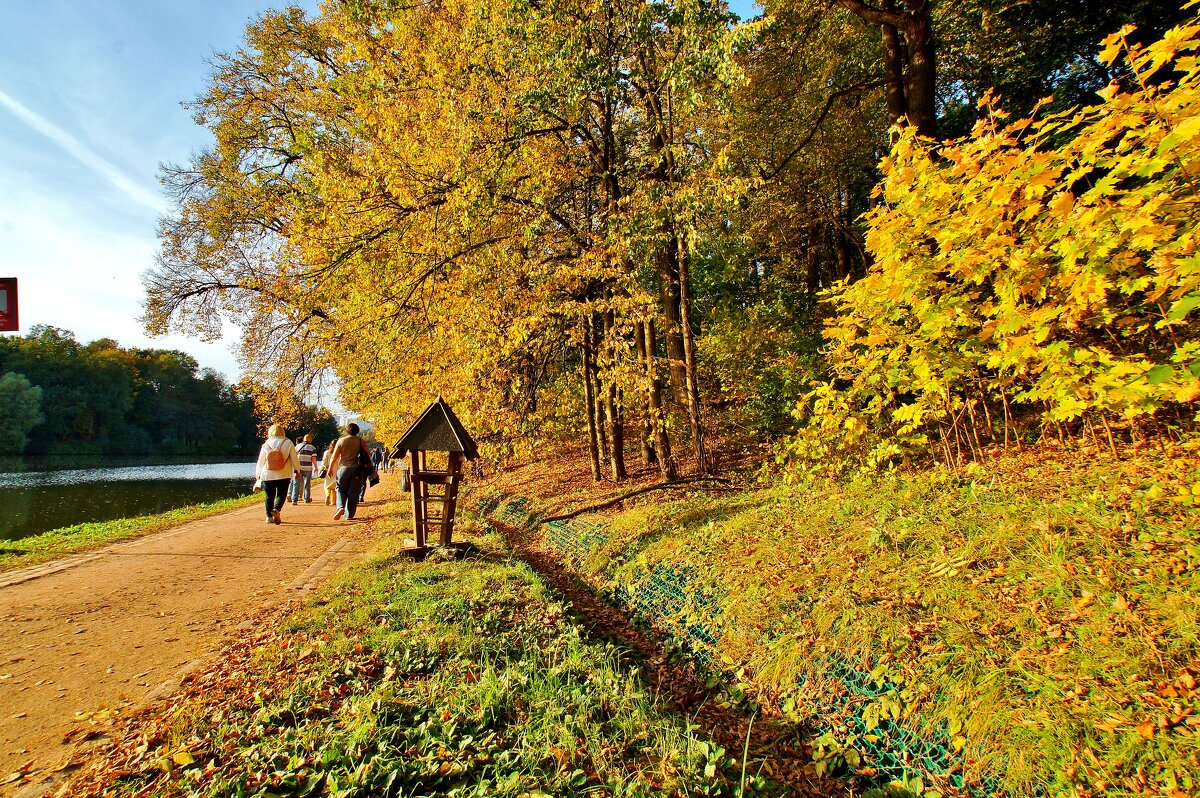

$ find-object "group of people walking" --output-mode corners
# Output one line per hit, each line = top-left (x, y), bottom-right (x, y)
(254, 422), (386, 524)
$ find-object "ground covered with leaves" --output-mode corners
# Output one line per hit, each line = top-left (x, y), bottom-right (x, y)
(482, 439), (1200, 797)
(64, 496), (783, 798)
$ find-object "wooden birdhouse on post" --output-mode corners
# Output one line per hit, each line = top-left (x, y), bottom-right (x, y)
(391, 397), (479, 557)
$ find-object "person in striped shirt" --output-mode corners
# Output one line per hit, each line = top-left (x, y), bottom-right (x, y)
(291, 433), (318, 504)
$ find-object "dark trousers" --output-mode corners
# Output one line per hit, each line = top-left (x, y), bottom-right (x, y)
(336, 467), (361, 519)
(263, 478), (290, 518)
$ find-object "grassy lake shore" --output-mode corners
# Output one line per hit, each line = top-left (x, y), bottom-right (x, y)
(0, 493), (260, 573)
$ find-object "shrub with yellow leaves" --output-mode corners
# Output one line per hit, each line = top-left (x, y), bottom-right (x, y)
(783, 9), (1200, 475)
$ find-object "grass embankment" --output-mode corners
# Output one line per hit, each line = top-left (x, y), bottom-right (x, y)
(486, 441), (1200, 797)
(68, 496), (777, 798)
(0, 493), (260, 573)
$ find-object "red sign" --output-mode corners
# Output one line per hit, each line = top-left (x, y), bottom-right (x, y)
(0, 278), (17, 332)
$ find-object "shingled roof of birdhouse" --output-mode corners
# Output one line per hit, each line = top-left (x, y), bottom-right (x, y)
(393, 396), (479, 460)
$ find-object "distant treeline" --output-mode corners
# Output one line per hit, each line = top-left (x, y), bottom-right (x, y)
(0, 326), (337, 456)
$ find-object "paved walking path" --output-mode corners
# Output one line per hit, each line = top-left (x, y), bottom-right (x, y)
(0, 481), (388, 793)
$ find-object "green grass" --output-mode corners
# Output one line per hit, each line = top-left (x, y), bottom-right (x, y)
(0, 493), (260, 573)
(495, 441), (1200, 797)
(71, 498), (779, 798)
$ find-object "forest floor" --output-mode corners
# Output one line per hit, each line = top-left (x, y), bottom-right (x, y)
(17, 436), (1196, 797)
(477, 438), (1200, 797)
(55, 471), (807, 798)
(0, 477), (389, 797)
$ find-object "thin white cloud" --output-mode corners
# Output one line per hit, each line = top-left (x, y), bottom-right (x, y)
(0, 87), (166, 214)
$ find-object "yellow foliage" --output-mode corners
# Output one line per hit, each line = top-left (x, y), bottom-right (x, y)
(785, 12), (1200, 473)
(148, 0), (744, 461)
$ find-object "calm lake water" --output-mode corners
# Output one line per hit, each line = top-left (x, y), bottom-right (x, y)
(0, 459), (257, 543)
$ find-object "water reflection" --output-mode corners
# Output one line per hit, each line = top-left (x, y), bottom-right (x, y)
(0, 461), (257, 543)
(0, 462), (254, 487)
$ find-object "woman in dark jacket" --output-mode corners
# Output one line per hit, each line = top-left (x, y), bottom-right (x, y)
(330, 422), (370, 521)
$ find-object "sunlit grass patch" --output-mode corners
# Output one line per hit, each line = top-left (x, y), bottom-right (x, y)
(578, 443), (1200, 795)
(73, 499), (775, 797)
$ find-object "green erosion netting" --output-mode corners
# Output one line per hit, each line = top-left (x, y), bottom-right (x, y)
(609, 564), (721, 663)
(806, 656), (1009, 796)
(480, 492), (1013, 796)
(489, 493), (722, 660)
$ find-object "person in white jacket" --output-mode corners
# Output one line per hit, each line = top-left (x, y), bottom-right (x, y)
(255, 424), (301, 525)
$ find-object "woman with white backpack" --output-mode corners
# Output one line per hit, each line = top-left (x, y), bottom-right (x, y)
(254, 424), (301, 524)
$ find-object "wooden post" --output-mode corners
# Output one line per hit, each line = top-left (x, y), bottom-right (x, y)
(441, 452), (464, 545)
(411, 450), (426, 549)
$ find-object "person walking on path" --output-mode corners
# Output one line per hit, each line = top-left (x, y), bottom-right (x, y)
(255, 424), (301, 524)
(331, 423), (371, 521)
(291, 433), (318, 504)
(320, 441), (337, 506)
(359, 446), (376, 503)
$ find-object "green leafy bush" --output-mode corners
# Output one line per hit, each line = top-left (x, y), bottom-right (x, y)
(784, 14), (1200, 474)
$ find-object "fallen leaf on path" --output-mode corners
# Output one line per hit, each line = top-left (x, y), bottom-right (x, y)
(51, 757), (83, 773)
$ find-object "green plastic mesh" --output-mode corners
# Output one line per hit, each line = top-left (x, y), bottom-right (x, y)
(473, 492), (505, 517)
(609, 563), (721, 663)
(482, 493), (1012, 796)
(544, 518), (608, 567)
(800, 655), (1008, 795)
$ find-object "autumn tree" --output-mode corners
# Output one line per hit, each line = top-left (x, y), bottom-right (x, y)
(147, 0), (746, 480)
(0, 372), (43, 454)
(783, 14), (1200, 473)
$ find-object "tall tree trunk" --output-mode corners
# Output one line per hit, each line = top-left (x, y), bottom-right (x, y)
(641, 319), (676, 480)
(880, 0), (906, 129)
(595, 384), (611, 468)
(608, 385), (626, 482)
(835, 224), (851, 282)
(658, 233), (688, 408)
(837, 0), (938, 138)
(638, 66), (688, 410)
(635, 320), (658, 468)
(592, 316), (611, 469)
(841, 194), (864, 280)
(582, 318), (602, 482)
(804, 226), (821, 292)
(903, 1), (937, 138)
(635, 43), (701, 470)
(676, 235), (709, 475)
(604, 307), (627, 481)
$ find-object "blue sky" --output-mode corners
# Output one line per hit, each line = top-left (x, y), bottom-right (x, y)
(0, 0), (320, 380)
(0, 0), (760, 383)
